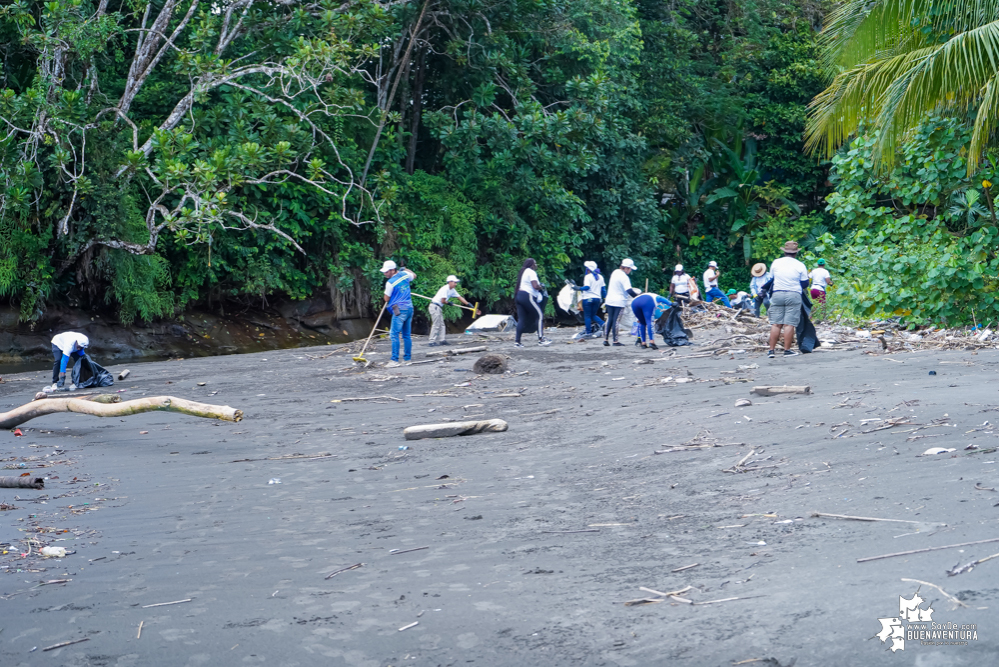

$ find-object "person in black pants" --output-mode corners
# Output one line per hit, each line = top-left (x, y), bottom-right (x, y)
(513, 258), (552, 347)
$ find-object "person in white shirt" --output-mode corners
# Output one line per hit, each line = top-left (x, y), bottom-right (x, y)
(808, 259), (833, 303)
(514, 258), (551, 347)
(604, 258), (642, 346)
(428, 275), (471, 347)
(669, 264), (693, 304)
(570, 261), (605, 336)
(766, 241), (809, 358)
(702, 261), (731, 307)
(47, 331), (89, 392)
(749, 263), (771, 317)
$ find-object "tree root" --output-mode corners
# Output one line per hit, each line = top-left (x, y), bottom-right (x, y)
(0, 396), (243, 429)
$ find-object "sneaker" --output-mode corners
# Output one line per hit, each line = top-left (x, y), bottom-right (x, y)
(603, 340), (610, 347)
(767, 350), (775, 359)
(428, 342), (439, 347)
(440, 341), (450, 346)
(612, 342), (624, 347)
(649, 343), (659, 350)
(783, 350), (799, 357)
(634, 339), (642, 347)
(538, 338), (552, 346)
(385, 361), (402, 368)
(43, 384), (56, 393)
(514, 343), (525, 348)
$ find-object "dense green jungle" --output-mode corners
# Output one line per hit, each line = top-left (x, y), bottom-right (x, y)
(2, 0), (999, 329)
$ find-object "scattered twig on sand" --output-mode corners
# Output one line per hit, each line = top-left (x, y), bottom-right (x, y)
(695, 596), (761, 605)
(946, 552), (999, 577)
(137, 621), (143, 639)
(751, 385), (810, 397)
(671, 563), (699, 573)
(325, 563), (363, 580)
(900, 578), (969, 609)
(231, 453), (334, 463)
(857, 537), (999, 563)
(389, 546), (429, 555)
(862, 417), (912, 433)
(42, 638), (90, 652)
(723, 450), (755, 473)
(141, 598), (192, 608)
(521, 409), (560, 417)
(330, 395), (404, 403)
(810, 512), (922, 524)
(732, 660), (766, 666)
(541, 529), (599, 534)
(398, 622), (419, 631)
(975, 483), (996, 492)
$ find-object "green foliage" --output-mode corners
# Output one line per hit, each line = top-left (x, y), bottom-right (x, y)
(825, 116), (999, 325)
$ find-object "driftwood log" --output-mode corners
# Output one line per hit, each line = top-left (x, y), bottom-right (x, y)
(425, 345), (488, 358)
(0, 396), (243, 429)
(751, 385), (811, 397)
(404, 419), (508, 440)
(0, 476), (44, 489)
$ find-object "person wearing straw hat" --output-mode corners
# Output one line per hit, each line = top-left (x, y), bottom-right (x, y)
(766, 241), (809, 358)
(428, 275), (471, 347)
(381, 260), (417, 367)
(749, 262), (771, 317)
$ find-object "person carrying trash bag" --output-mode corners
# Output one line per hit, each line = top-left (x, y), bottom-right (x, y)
(514, 258), (552, 348)
(604, 258), (642, 346)
(763, 241), (809, 358)
(631, 292), (672, 350)
(45, 331), (89, 392)
(428, 275), (471, 347)
(381, 260), (417, 367)
(570, 260), (605, 338)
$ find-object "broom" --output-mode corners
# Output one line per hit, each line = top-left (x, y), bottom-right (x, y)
(353, 301), (389, 363)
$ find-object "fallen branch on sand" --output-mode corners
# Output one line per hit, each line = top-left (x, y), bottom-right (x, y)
(946, 551), (999, 577)
(0, 476), (44, 489)
(624, 585), (694, 606)
(33, 392), (120, 403)
(857, 536), (999, 563)
(900, 578), (969, 609)
(330, 395), (404, 403)
(325, 563), (363, 580)
(0, 396), (243, 428)
(751, 385), (811, 397)
(404, 419), (508, 440)
(811, 512), (922, 524)
(426, 345), (487, 357)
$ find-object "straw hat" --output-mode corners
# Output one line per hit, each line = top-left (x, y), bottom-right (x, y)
(751, 263), (766, 277)
(782, 241), (799, 254)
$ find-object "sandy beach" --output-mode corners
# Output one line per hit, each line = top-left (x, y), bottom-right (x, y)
(2, 330), (998, 665)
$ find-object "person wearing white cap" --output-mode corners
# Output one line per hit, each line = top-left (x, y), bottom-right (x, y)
(381, 260), (417, 367)
(45, 331), (90, 392)
(604, 259), (641, 346)
(703, 260), (731, 307)
(428, 275), (471, 347)
(570, 260), (605, 337)
(669, 264), (693, 304)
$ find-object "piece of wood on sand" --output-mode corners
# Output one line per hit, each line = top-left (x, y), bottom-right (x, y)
(751, 385), (811, 397)
(0, 396), (242, 429)
(42, 637), (90, 652)
(857, 536), (999, 563)
(33, 392), (121, 403)
(0, 476), (45, 489)
(425, 345), (488, 358)
(403, 419), (508, 441)
(811, 512), (923, 524)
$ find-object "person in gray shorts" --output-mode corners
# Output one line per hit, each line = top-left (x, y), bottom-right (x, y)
(766, 241), (809, 358)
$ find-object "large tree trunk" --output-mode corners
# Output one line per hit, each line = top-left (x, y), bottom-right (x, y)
(406, 48), (427, 175)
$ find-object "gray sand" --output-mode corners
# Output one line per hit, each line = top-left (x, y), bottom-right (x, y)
(1, 335), (998, 665)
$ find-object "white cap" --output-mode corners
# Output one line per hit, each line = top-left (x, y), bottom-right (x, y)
(79, 334), (89, 348)
(380, 260), (397, 273)
(446, 275), (459, 283)
(708, 260), (718, 267)
(584, 261), (597, 271)
(674, 264), (683, 272)
(621, 258), (637, 269)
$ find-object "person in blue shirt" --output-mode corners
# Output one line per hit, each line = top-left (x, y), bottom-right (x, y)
(381, 260), (416, 367)
(749, 263), (771, 317)
(630, 292), (672, 350)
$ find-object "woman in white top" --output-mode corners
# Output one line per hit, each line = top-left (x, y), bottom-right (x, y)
(571, 260), (605, 336)
(514, 259), (551, 347)
(604, 259), (642, 346)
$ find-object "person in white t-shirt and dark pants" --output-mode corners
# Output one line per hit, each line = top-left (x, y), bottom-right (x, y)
(46, 331), (89, 392)
(604, 258), (642, 346)
(669, 264), (692, 304)
(570, 260), (605, 337)
(702, 261), (731, 307)
(808, 259), (833, 303)
(766, 241), (809, 358)
(428, 275), (471, 347)
(514, 258), (552, 347)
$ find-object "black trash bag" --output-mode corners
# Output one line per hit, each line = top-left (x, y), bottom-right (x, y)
(72, 353), (115, 389)
(797, 291), (818, 353)
(657, 305), (692, 347)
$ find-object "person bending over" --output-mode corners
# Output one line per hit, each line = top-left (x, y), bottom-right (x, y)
(631, 292), (672, 350)
(46, 331), (89, 392)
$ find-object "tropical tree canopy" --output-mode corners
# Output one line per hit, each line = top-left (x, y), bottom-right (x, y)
(806, 0), (999, 173)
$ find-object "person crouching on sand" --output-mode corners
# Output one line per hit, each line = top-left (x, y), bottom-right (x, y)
(45, 331), (89, 392)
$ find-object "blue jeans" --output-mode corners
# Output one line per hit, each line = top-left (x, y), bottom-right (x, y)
(582, 299), (604, 334)
(704, 287), (731, 307)
(390, 304), (413, 361)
